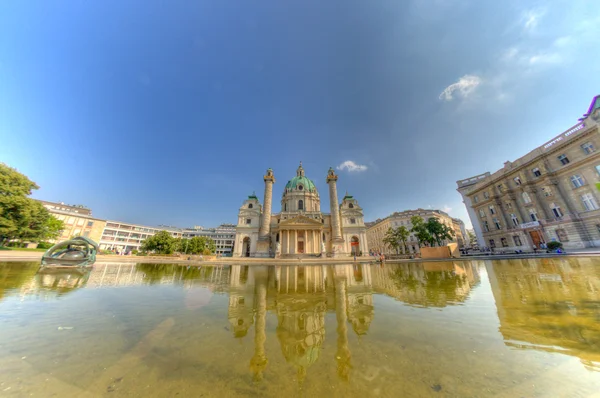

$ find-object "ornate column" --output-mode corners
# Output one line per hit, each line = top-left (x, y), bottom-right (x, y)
(327, 168), (345, 257)
(256, 168), (275, 257)
(250, 266), (268, 381)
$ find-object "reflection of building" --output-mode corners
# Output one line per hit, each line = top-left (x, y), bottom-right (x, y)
(38, 200), (107, 244)
(457, 95), (600, 251)
(233, 163), (368, 257)
(487, 258), (600, 370)
(366, 208), (464, 255)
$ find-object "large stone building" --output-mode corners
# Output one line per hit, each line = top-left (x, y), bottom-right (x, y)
(233, 163), (368, 257)
(38, 200), (107, 244)
(183, 223), (236, 256)
(366, 208), (461, 254)
(457, 95), (600, 251)
(98, 221), (183, 253)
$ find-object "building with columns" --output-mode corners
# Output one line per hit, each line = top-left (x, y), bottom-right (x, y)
(233, 163), (368, 257)
(457, 95), (600, 251)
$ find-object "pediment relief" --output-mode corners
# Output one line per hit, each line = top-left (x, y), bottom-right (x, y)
(279, 214), (324, 226)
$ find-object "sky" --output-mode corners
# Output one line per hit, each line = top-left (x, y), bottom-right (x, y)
(1, 1), (599, 229)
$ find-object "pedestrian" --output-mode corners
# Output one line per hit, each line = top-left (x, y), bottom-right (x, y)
(533, 244), (538, 254)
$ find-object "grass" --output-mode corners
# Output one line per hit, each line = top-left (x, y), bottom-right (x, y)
(0, 246), (47, 252)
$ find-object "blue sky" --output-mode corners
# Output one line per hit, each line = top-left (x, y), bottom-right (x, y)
(1, 1), (598, 229)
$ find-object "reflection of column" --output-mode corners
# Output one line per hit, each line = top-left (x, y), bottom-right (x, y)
(250, 267), (268, 380)
(334, 275), (351, 381)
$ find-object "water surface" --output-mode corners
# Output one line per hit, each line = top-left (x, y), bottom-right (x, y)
(1, 259), (599, 397)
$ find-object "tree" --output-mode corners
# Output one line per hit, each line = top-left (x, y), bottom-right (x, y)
(0, 163), (62, 245)
(410, 216), (432, 247)
(140, 230), (176, 254)
(467, 230), (477, 246)
(425, 218), (455, 247)
(396, 226), (410, 254)
(383, 227), (401, 254)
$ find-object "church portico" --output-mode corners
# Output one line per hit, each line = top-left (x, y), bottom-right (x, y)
(276, 215), (325, 256)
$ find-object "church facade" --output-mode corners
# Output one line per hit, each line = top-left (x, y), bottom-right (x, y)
(233, 163), (368, 257)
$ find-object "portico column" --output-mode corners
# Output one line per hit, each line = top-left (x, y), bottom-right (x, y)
(256, 168), (275, 257)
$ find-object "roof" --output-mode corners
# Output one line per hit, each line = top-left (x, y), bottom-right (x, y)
(284, 175), (317, 192)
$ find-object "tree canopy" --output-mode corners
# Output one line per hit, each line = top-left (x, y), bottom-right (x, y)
(0, 163), (64, 245)
(141, 232), (216, 255)
(383, 226), (411, 254)
(410, 216), (455, 247)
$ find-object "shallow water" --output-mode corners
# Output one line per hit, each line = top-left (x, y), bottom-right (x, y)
(1, 259), (599, 397)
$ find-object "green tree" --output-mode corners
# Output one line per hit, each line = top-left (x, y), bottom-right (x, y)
(396, 225), (410, 254)
(410, 216), (432, 247)
(425, 218), (455, 247)
(140, 230), (176, 254)
(383, 227), (401, 254)
(0, 163), (62, 245)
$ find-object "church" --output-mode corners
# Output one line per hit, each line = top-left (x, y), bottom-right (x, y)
(233, 163), (368, 257)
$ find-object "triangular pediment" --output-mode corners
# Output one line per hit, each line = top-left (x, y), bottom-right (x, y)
(279, 214), (323, 226)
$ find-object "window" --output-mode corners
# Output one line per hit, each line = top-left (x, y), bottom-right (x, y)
(558, 154), (570, 165)
(513, 177), (522, 186)
(483, 221), (490, 232)
(556, 228), (569, 242)
(532, 167), (542, 177)
(350, 218), (356, 224)
(506, 202), (513, 209)
(582, 142), (595, 154)
(298, 200), (304, 210)
(497, 184), (504, 192)
(298, 185), (303, 190)
(87, 221), (94, 227)
(489, 239), (496, 248)
(489, 205), (496, 215)
(513, 236), (522, 246)
(530, 209), (538, 222)
(493, 218), (501, 230)
(551, 203), (563, 218)
(581, 193), (599, 211)
(474, 195), (479, 203)
(596, 224), (600, 235)
(246, 219), (251, 224)
(511, 213), (519, 227)
(248, 203), (253, 209)
(483, 192), (489, 199)
(284, 203), (287, 211)
(596, 165), (600, 176)
(571, 175), (585, 188)
(501, 238), (508, 247)
(349, 203), (354, 208)
(522, 192), (532, 204)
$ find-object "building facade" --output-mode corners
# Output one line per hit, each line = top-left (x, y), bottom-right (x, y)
(183, 223), (236, 256)
(452, 218), (469, 248)
(366, 208), (460, 255)
(457, 95), (600, 251)
(233, 163), (368, 257)
(38, 200), (107, 244)
(98, 221), (183, 253)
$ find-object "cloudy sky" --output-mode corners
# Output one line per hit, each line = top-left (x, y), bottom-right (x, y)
(1, 0), (598, 228)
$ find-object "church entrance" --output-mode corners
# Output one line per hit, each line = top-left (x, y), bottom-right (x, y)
(242, 237), (250, 257)
(297, 231), (305, 253)
(351, 236), (360, 255)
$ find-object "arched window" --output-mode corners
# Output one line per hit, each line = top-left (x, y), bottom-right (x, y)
(349, 203), (354, 208)
(248, 203), (253, 209)
(276, 233), (280, 242)
(284, 203), (287, 211)
(298, 185), (303, 190)
(298, 200), (304, 210)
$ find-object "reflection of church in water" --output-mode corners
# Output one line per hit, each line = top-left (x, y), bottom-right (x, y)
(227, 264), (375, 381)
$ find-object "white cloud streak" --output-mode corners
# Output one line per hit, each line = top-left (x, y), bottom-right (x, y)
(523, 9), (545, 31)
(439, 75), (482, 101)
(336, 160), (368, 172)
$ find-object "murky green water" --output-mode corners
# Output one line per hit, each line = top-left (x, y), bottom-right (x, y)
(1, 259), (599, 397)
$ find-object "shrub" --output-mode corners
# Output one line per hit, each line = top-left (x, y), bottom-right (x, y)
(131, 249), (139, 255)
(36, 242), (54, 249)
(546, 241), (563, 251)
(202, 248), (213, 256)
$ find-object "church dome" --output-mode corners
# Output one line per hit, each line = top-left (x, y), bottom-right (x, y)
(284, 163), (317, 193)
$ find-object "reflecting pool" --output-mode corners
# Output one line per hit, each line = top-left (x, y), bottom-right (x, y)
(1, 259), (599, 397)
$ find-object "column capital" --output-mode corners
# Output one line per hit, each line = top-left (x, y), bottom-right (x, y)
(326, 167), (338, 183)
(264, 168), (276, 183)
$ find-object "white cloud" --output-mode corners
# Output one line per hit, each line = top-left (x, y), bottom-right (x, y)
(553, 36), (571, 47)
(336, 160), (368, 172)
(442, 205), (452, 214)
(523, 9), (545, 31)
(439, 75), (482, 101)
(529, 53), (562, 65)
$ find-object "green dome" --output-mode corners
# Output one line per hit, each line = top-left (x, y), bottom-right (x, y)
(285, 176), (317, 192)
